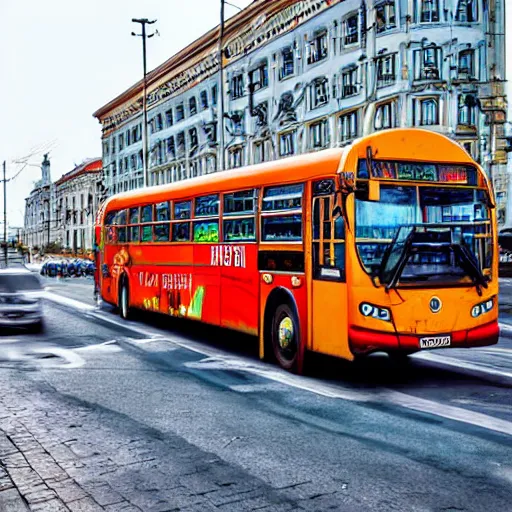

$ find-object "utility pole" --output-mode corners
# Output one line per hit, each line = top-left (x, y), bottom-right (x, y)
(132, 18), (157, 188)
(218, 1), (226, 173)
(2, 161), (6, 265)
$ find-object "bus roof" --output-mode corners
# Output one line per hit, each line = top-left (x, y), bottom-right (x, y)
(101, 147), (345, 216)
(100, 128), (488, 221)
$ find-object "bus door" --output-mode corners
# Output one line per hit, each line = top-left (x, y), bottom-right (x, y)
(310, 190), (352, 360)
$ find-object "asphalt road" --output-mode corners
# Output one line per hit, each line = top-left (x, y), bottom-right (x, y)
(0, 282), (510, 511)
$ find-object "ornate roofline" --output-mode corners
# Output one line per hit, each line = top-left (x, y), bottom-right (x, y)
(93, 0), (341, 133)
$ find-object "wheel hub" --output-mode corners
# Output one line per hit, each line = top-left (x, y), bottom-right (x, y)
(278, 316), (294, 349)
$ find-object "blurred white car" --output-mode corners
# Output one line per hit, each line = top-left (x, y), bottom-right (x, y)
(0, 269), (44, 332)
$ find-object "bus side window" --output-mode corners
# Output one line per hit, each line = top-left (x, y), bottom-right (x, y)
(193, 220), (219, 243)
(128, 207), (140, 243)
(172, 222), (190, 242)
(223, 189), (258, 242)
(261, 184), (304, 242)
(116, 210), (128, 244)
(141, 205), (153, 242)
(312, 196), (345, 281)
(105, 211), (117, 244)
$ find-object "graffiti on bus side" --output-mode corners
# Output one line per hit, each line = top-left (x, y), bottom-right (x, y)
(138, 271), (159, 288)
(163, 273), (193, 291)
(210, 245), (246, 268)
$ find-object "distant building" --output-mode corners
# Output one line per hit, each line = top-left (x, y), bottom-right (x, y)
(93, 0), (508, 224)
(24, 156), (103, 253)
(24, 154), (57, 250)
(54, 158), (103, 252)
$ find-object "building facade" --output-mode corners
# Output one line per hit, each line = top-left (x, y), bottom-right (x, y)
(24, 157), (103, 253)
(24, 154), (57, 250)
(94, 0), (508, 223)
(53, 158), (103, 252)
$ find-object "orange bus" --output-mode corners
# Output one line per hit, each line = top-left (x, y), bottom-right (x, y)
(95, 128), (499, 372)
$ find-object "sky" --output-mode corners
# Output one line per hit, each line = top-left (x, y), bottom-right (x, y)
(0, 0), (510, 228)
(0, 0), (253, 228)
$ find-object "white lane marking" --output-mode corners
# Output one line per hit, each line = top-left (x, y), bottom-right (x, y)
(74, 340), (122, 353)
(0, 338), (21, 344)
(414, 352), (512, 380)
(44, 291), (96, 311)
(44, 292), (512, 436)
(32, 347), (85, 369)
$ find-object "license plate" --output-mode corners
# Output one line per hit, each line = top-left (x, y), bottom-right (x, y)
(419, 336), (451, 349)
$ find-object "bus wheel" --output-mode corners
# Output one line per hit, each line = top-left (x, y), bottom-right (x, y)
(271, 303), (299, 371)
(119, 278), (130, 320)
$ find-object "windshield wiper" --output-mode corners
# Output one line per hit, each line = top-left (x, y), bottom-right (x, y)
(452, 243), (488, 291)
(382, 228), (417, 290)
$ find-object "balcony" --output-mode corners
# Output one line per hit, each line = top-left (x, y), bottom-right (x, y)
(377, 74), (396, 88)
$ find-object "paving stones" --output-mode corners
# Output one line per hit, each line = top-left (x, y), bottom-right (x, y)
(0, 368), (300, 511)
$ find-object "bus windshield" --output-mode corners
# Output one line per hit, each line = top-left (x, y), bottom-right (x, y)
(355, 184), (493, 287)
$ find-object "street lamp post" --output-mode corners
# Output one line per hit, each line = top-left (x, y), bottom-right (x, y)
(132, 18), (157, 189)
(218, 2), (226, 173)
(217, 1), (242, 173)
(2, 161), (6, 264)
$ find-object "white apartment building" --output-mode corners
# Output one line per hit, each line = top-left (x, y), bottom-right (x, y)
(94, 0), (508, 223)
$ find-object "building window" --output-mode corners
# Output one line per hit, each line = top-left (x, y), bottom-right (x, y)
(279, 47), (294, 80)
(249, 61), (268, 91)
(254, 141), (267, 164)
(156, 113), (163, 131)
(138, 150), (143, 168)
(307, 31), (328, 65)
(376, 1), (396, 33)
(461, 141), (476, 159)
(415, 97), (439, 126)
(341, 67), (358, 97)
(343, 14), (359, 47)
(230, 147), (243, 168)
(458, 94), (477, 126)
(167, 136), (175, 159)
(189, 96), (197, 116)
(211, 85), (218, 106)
(111, 138), (116, 155)
(177, 132), (186, 156)
(458, 50), (475, 78)
(374, 100), (397, 130)
(189, 128), (198, 152)
(200, 90), (209, 110)
(279, 131), (295, 157)
(376, 53), (396, 88)
(310, 77), (329, 109)
(126, 130), (131, 146)
(418, 0), (440, 23)
(166, 109), (173, 127)
(119, 134), (124, 151)
(338, 111), (358, 143)
(309, 120), (329, 149)
(231, 74), (244, 99)
(175, 103), (185, 122)
(455, 0), (478, 22)
(414, 46), (442, 80)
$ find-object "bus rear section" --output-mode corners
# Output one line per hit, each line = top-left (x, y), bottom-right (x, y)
(344, 129), (499, 358)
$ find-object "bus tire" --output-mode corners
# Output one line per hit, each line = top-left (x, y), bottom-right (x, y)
(271, 303), (299, 371)
(119, 276), (131, 320)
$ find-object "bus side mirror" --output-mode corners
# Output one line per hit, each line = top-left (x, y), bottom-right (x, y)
(368, 180), (380, 202)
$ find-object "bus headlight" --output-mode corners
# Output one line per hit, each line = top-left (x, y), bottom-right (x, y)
(359, 303), (391, 322)
(471, 297), (495, 318)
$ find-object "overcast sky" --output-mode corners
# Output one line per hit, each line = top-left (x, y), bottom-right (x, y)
(0, 0), (510, 228)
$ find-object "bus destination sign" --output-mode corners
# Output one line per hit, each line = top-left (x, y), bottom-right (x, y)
(357, 160), (476, 185)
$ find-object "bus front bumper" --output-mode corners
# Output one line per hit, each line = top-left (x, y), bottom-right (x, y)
(348, 320), (499, 356)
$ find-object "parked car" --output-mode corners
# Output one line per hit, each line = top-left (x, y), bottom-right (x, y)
(0, 269), (44, 332)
